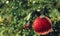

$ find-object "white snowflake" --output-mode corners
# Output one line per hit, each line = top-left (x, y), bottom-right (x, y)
(33, 1), (36, 4)
(6, 1), (9, 4)
(37, 9), (40, 12)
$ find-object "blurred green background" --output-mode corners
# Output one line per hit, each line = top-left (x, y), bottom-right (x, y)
(0, 0), (60, 36)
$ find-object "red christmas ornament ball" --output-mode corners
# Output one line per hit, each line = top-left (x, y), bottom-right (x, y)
(32, 16), (52, 35)
(23, 23), (30, 30)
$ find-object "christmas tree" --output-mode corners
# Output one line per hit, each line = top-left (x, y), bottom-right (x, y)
(0, 0), (60, 36)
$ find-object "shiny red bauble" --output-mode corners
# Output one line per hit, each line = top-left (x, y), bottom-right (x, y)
(32, 16), (52, 35)
(23, 23), (30, 30)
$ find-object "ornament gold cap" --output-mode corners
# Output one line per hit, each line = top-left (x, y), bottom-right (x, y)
(40, 15), (45, 18)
